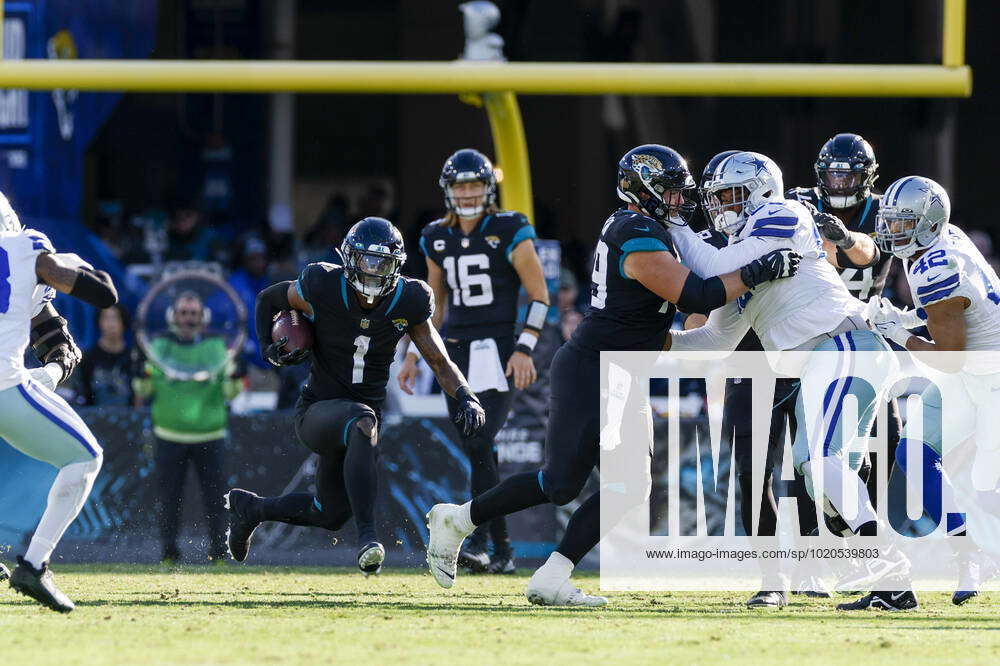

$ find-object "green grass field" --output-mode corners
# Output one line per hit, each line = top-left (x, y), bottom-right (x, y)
(2, 565), (999, 665)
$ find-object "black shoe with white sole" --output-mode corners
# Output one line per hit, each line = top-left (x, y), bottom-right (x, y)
(9, 557), (74, 613)
(458, 543), (490, 573)
(0, 562), (9, 583)
(746, 590), (787, 608)
(357, 541), (386, 576)
(225, 488), (263, 563)
(487, 554), (516, 575)
(837, 590), (918, 611)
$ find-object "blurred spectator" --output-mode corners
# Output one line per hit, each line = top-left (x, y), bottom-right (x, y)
(303, 193), (350, 264)
(558, 266), (583, 342)
(229, 235), (272, 368)
(76, 305), (136, 407)
(357, 182), (395, 220)
(133, 291), (243, 563)
(164, 203), (220, 263)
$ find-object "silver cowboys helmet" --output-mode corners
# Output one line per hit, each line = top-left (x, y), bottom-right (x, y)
(703, 151), (784, 236)
(875, 176), (950, 259)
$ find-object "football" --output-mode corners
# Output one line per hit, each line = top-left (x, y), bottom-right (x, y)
(271, 309), (315, 354)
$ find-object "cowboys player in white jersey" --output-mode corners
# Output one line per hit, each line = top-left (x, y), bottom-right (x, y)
(852, 175), (1000, 609)
(0, 195), (118, 612)
(663, 152), (905, 602)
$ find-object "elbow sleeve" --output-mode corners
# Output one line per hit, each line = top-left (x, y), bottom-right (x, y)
(835, 244), (879, 270)
(255, 281), (293, 347)
(69, 269), (118, 308)
(676, 273), (727, 316)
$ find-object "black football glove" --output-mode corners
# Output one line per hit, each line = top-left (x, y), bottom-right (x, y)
(453, 386), (486, 437)
(263, 337), (311, 368)
(740, 249), (801, 289)
(813, 212), (855, 249)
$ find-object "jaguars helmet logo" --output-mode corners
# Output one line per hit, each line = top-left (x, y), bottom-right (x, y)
(631, 153), (663, 173)
(485, 235), (501, 249)
(392, 318), (409, 332)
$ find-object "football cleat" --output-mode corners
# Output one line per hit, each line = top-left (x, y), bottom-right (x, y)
(837, 589), (918, 611)
(357, 541), (386, 577)
(0, 562), (9, 583)
(746, 590), (787, 608)
(526, 568), (607, 607)
(791, 574), (832, 598)
(9, 557), (74, 613)
(487, 554), (516, 575)
(426, 503), (472, 589)
(458, 543), (490, 574)
(953, 559), (980, 606)
(225, 488), (263, 563)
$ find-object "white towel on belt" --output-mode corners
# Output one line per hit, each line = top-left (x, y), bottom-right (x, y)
(467, 338), (509, 393)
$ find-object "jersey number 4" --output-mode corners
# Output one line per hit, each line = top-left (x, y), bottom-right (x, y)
(442, 254), (493, 307)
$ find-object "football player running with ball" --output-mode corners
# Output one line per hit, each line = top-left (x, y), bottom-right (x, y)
(426, 144), (799, 606)
(398, 149), (550, 575)
(226, 217), (485, 576)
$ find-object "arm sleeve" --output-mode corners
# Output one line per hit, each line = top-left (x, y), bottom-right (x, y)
(254, 280), (293, 349)
(669, 223), (778, 278)
(669, 301), (749, 352)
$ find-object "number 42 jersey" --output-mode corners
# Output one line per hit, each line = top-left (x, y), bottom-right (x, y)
(903, 224), (1000, 363)
(419, 211), (536, 340)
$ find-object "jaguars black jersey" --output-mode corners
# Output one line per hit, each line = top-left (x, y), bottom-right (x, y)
(786, 187), (891, 301)
(297, 263), (433, 406)
(419, 211), (536, 340)
(572, 209), (678, 353)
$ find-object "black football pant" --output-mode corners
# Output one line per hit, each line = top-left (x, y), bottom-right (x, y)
(156, 437), (227, 559)
(444, 337), (516, 558)
(256, 397), (380, 546)
(471, 342), (647, 565)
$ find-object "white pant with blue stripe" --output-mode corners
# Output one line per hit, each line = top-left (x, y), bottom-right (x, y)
(792, 328), (897, 531)
(0, 378), (102, 468)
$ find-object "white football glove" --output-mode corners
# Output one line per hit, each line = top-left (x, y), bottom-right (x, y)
(873, 318), (912, 349)
(28, 363), (62, 392)
(865, 296), (923, 329)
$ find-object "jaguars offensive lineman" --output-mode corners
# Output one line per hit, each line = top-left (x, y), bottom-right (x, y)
(426, 144), (799, 606)
(0, 193), (119, 613)
(844, 176), (1000, 610)
(226, 217), (486, 575)
(397, 149), (549, 575)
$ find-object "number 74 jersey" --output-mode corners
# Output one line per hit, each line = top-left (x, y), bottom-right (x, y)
(903, 224), (1000, 361)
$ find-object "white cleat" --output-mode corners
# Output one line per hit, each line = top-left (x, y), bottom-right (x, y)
(526, 569), (608, 607)
(426, 504), (472, 589)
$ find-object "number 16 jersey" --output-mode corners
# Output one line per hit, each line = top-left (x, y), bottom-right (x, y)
(420, 211), (536, 340)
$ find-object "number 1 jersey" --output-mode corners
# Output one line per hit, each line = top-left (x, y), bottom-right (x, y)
(420, 211), (536, 340)
(297, 263), (433, 407)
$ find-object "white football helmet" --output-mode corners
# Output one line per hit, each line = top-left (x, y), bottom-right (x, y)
(875, 176), (950, 259)
(0, 191), (23, 233)
(702, 151), (784, 236)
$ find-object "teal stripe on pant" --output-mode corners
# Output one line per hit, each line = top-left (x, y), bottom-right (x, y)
(0, 380), (102, 468)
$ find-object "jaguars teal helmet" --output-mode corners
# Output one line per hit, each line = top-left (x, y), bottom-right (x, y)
(875, 176), (950, 259)
(617, 144), (697, 226)
(815, 133), (878, 209)
(341, 217), (407, 302)
(439, 148), (497, 218)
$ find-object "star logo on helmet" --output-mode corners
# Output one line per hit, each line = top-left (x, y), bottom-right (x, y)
(918, 185), (944, 208)
(742, 156), (769, 176)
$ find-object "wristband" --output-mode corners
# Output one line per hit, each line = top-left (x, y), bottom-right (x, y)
(524, 300), (549, 332)
(515, 331), (538, 356)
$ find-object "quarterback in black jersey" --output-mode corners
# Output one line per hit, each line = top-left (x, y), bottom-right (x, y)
(426, 144), (800, 606)
(398, 149), (550, 575)
(225, 217), (486, 576)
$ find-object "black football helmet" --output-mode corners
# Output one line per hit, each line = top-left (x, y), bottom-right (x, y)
(341, 217), (407, 303)
(617, 144), (697, 225)
(439, 148), (497, 218)
(699, 149), (742, 228)
(814, 133), (878, 209)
